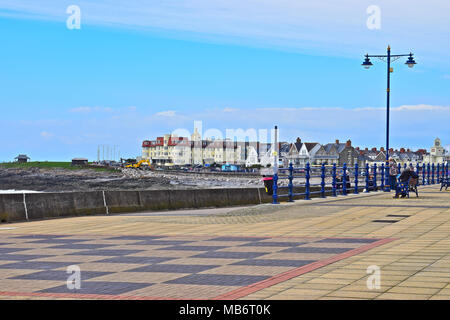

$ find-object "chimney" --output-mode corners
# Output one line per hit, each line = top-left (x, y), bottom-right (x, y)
(365, 147), (369, 151)
(355, 147), (360, 150)
(380, 147), (385, 151)
(296, 137), (301, 143)
(407, 148), (411, 152)
(335, 139), (340, 144)
(372, 147), (377, 152)
(389, 148), (394, 152)
(400, 148), (406, 153)
(360, 150), (364, 155)
(346, 140), (351, 147)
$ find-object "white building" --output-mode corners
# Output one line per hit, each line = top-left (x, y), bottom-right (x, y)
(424, 138), (446, 164)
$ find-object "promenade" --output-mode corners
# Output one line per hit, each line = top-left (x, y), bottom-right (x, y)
(0, 185), (449, 300)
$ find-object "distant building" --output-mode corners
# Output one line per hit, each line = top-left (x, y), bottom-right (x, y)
(14, 154), (30, 163)
(424, 138), (446, 164)
(322, 139), (359, 167)
(357, 146), (424, 166)
(71, 158), (88, 166)
(287, 138), (320, 167)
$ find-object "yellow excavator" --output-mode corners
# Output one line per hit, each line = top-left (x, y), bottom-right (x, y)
(125, 159), (152, 170)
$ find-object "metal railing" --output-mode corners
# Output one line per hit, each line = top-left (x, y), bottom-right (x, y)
(272, 162), (449, 204)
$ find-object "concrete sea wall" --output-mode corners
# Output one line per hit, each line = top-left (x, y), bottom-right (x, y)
(0, 188), (273, 223)
(0, 186), (362, 223)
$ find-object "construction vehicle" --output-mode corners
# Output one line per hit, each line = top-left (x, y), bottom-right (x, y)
(125, 159), (152, 170)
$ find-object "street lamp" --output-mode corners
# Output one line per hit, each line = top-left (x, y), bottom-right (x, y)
(362, 46), (417, 192)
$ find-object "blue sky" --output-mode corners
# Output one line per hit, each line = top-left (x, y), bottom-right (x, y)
(0, 1), (449, 161)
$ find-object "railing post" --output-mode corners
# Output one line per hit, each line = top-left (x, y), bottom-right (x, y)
(373, 163), (378, 191)
(365, 163), (370, 192)
(272, 173), (279, 204)
(398, 163), (401, 175)
(443, 163), (446, 182)
(332, 163), (337, 197)
(437, 163), (440, 184)
(354, 163), (359, 194)
(427, 163), (431, 185)
(422, 163), (426, 185)
(305, 162), (311, 200)
(320, 163), (326, 198)
(446, 163), (449, 180)
(342, 163), (347, 196)
(404, 163), (407, 170)
(380, 163), (385, 191)
(416, 163), (420, 178)
(385, 160), (390, 192)
(288, 163), (294, 202)
(431, 163), (435, 184)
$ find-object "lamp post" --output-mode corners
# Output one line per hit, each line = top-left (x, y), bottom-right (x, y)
(362, 46), (417, 192)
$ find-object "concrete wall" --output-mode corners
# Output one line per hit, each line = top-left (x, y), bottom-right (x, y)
(0, 194), (26, 222)
(0, 185), (373, 223)
(0, 188), (273, 223)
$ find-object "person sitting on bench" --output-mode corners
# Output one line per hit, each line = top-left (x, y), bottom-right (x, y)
(393, 167), (414, 198)
(336, 173), (350, 192)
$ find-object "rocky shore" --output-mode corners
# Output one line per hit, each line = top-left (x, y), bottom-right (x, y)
(0, 167), (264, 192)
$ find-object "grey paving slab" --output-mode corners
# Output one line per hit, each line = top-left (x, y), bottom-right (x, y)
(29, 238), (91, 244)
(66, 249), (144, 256)
(166, 274), (270, 286)
(133, 240), (194, 246)
(11, 235), (68, 239)
(156, 245), (226, 251)
(106, 236), (165, 241)
(48, 243), (112, 250)
(127, 264), (219, 273)
(96, 256), (175, 264)
(0, 254), (52, 261)
(0, 261), (79, 270)
(192, 251), (267, 259)
(317, 238), (380, 244)
(232, 259), (316, 267)
(0, 248), (30, 254)
(240, 241), (307, 247)
(10, 270), (111, 281)
(281, 247), (350, 254)
(40, 281), (152, 295)
(211, 237), (270, 242)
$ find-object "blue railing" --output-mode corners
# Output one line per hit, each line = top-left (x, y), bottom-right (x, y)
(272, 162), (449, 204)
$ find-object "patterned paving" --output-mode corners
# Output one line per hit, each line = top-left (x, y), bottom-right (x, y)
(1, 185), (448, 300)
(0, 233), (389, 299)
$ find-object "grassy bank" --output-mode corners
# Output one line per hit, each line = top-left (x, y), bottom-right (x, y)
(0, 161), (118, 172)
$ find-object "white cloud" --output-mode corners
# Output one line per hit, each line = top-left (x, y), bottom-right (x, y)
(40, 131), (53, 138)
(1, 1), (450, 64)
(392, 104), (450, 111)
(70, 106), (114, 113)
(70, 106), (92, 113)
(155, 110), (176, 117)
(223, 107), (238, 112)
